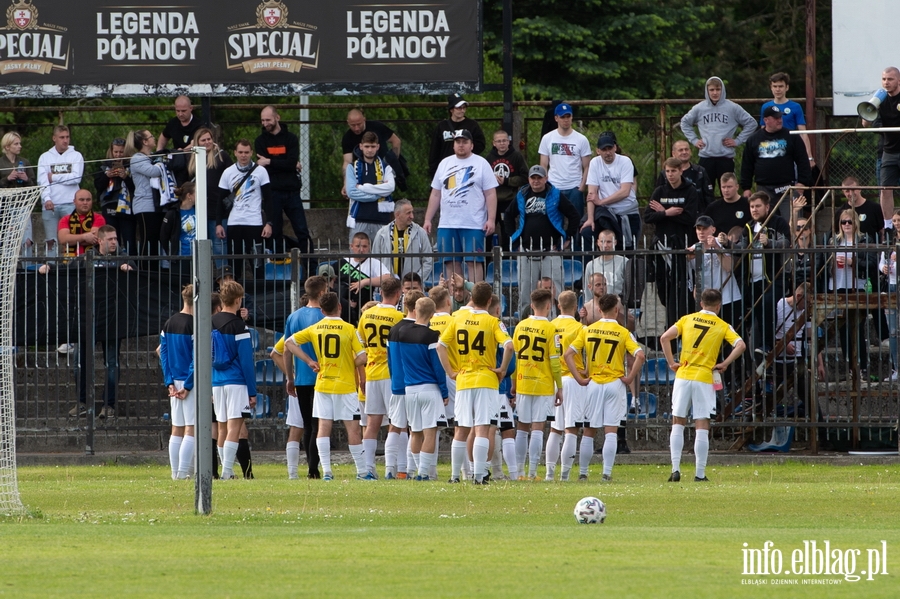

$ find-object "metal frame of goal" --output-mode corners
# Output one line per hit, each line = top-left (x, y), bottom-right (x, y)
(0, 186), (43, 515)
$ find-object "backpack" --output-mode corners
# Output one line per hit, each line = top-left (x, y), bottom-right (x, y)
(211, 329), (236, 371)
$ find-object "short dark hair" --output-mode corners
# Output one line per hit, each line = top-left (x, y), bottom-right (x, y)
(664, 157), (682, 170)
(360, 131), (378, 145)
(530, 288), (552, 309)
(749, 191), (771, 205)
(236, 138), (252, 150)
(769, 72), (790, 85)
(403, 290), (424, 315)
(380, 277), (401, 298)
(471, 282), (492, 308)
(304, 276), (328, 300)
(319, 292), (340, 315)
(402, 272), (423, 287)
(700, 288), (723, 307)
(598, 293), (619, 313)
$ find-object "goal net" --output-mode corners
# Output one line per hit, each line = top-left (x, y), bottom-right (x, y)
(0, 185), (43, 516)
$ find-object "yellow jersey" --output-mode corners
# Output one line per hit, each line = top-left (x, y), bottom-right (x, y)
(291, 317), (365, 394)
(439, 309), (511, 391)
(358, 303), (404, 381)
(674, 310), (741, 383)
(512, 316), (562, 395)
(429, 312), (457, 370)
(571, 318), (643, 384)
(552, 314), (584, 377)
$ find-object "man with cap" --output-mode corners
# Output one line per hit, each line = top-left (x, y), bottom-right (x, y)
(503, 165), (580, 314)
(740, 105), (812, 219)
(538, 102), (592, 220)
(689, 215), (742, 328)
(582, 131), (641, 250)
(424, 129), (498, 283)
(427, 93), (486, 179)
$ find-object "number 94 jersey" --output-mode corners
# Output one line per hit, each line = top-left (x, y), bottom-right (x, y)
(439, 309), (511, 391)
(570, 318), (643, 384)
(674, 310), (741, 384)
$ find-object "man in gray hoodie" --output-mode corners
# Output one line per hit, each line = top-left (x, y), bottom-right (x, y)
(680, 77), (758, 193)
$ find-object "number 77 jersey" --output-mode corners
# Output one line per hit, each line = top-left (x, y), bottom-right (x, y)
(570, 318), (643, 384)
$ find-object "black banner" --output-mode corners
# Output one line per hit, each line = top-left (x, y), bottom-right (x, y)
(14, 267), (291, 346)
(0, 0), (481, 97)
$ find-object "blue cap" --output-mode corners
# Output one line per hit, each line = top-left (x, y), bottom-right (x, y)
(554, 103), (573, 117)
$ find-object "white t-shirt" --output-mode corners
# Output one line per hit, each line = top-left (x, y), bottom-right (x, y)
(538, 129), (592, 190)
(431, 153), (498, 230)
(586, 153), (638, 215)
(218, 164), (271, 227)
(774, 298), (807, 362)
(690, 242), (742, 305)
(583, 255), (627, 296)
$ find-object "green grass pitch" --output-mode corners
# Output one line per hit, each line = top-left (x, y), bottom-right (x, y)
(2, 462), (899, 598)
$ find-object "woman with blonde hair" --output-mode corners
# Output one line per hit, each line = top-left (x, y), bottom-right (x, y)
(188, 127), (232, 257)
(0, 132), (36, 256)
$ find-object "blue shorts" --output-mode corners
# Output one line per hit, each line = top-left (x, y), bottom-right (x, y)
(436, 228), (485, 263)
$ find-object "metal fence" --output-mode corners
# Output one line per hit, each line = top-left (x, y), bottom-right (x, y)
(13, 228), (900, 454)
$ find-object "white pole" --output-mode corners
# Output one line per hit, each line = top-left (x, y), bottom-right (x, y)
(195, 146), (208, 240)
(299, 95), (310, 210)
(792, 127), (900, 135)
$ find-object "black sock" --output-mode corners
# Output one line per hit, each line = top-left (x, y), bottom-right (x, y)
(212, 441), (220, 479)
(618, 421), (627, 443)
(237, 438), (253, 479)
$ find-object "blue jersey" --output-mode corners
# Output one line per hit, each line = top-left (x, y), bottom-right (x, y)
(759, 100), (806, 131)
(160, 312), (194, 389)
(281, 305), (324, 386)
(386, 318), (415, 395)
(210, 311), (256, 394)
(497, 349), (516, 398)
(389, 320), (448, 398)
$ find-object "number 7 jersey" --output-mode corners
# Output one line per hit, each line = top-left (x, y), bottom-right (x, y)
(570, 318), (643, 384)
(673, 310), (741, 384)
(439, 309), (511, 391)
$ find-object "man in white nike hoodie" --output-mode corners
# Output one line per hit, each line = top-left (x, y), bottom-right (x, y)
(680, 76), (758, 194)
(38, 125), (85, 257)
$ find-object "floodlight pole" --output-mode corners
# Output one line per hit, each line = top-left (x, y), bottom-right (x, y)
(192, 146), (213, 515)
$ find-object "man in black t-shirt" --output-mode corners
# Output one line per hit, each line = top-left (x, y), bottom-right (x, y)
(503, 164), (579, 315)
(703, 172), (751, 234)
(157, 95), (202, 151)
(341, 108), (404, 195)
(866, 67), (900, 221)
(833, 174), (884, 241)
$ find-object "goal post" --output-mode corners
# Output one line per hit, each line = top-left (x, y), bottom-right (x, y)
(0, 185), (44, 516)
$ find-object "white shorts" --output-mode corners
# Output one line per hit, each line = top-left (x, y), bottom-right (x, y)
(406, 384), (441, 432)
(562, 377), (589, 429)
(313, 391), (362, 422)
(516, 394), (553, 424)
(365, 378), (392, 416)
(213, 385), (250, 422)
(455, 387), (500, 428)
(170, 380), (196, 427)
(671, 379), (716, 420)
(285, 393), (305, 429)
(445, 376), (456, 420)
(388, 393), (408, 428)
(585, 379), (627, 428)
(359, 401), (367, 427)
(497, 393), (515, 430)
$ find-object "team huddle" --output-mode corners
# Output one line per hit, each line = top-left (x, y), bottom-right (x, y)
(160, 273), (745, 483)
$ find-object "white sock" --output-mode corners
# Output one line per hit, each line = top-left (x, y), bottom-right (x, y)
(450, 440), (467, 479)
(545, 431), (562, 478)
(168, 435), (183, 479)
(515, 430), (528, 477)
(363, 438), (378, 474)
(528, 430), (544, 478)
(561, 433), (577, 478)
(217, 444), (224, 467)
(419, 451), (435, 478)
(670, 424), (685, 473)
(430, 437), (439, 479)
(491, 431), (503, 474)
(602, 433), (617, 476)
(384, 431), (399, 476)
(579, 435), (594, 476)
(177, 435), (194, 479)
(466, 459), (474, 478)
(695, 429), (709, 478)
(501, 437), (517, 479)
(399, 432), (410, 474)
(349, 443), (366, 476)
(316, 437), (332, 476)
(411, 452), (420, 474)
(222, 440), (239, 479)
(473, 437), (490, 482)
(286, 441), (300, 479)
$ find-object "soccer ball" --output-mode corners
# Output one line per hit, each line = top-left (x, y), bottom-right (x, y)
(573, 496), (606, 524)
